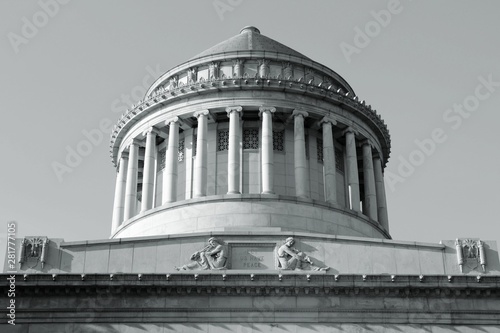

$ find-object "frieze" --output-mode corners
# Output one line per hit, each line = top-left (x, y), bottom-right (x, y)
(173, 237), (331, 271)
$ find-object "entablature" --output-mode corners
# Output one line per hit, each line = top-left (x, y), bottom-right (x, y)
(4, 273), (499, 298)
(110, 77), (391, 167)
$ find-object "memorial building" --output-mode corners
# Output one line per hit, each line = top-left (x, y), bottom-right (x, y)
(3, 27), (500, 332)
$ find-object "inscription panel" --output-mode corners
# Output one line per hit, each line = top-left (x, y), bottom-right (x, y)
(228, 243), (276, 270)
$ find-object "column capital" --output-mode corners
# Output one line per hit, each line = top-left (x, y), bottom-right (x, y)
(164, 116), (182, 126)
(127, 138), (142, 149)
(142, 126), (160, 137)
(292, 109), (309, 118)
(360, 139), (374, 148)
(226, 106), (243, 116)
(259, 106), (276, 117)
(193, 110), (210, 118)
(120, 151), (129, 160)
(372, 150), (385, 165)
(342, 127), (358, 136)
(319, 115), (337, 126)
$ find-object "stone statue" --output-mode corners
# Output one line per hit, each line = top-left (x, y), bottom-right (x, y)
(187, 67), (197, 83)
(176, 237), (227, 270)
(277, 237), (329, 271)
(169, 76), (178, 89)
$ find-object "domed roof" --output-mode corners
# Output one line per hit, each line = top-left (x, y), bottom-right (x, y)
(190, 26), (311, 60)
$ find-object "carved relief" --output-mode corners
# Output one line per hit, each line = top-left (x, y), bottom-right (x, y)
(277, 237), (329, 271)
(19, 237), (49, 269)
(176, 237), (227, 270)
(456, 239), (486, 272)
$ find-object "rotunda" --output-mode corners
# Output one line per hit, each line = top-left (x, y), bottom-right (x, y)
(109, 26), (391, 239)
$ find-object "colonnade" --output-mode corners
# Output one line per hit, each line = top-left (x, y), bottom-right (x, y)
(111, 106), (389, 234)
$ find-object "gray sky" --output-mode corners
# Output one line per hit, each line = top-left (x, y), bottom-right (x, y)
(1, 1), (499, 257)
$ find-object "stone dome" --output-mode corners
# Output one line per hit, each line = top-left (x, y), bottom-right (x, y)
(189, 26), (311, 61)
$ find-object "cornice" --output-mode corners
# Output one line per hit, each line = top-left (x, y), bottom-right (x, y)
(3, 273), (499, 297)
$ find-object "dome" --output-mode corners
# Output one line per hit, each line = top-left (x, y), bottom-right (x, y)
(109, 27), (392, 241)
(189, 26), (311, 61)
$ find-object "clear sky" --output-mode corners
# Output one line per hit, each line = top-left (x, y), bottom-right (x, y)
(1, 1), (499, 257)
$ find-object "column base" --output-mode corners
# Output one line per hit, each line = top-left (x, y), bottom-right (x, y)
(261, 191), (275, 195)
(227, 191), (241, 195)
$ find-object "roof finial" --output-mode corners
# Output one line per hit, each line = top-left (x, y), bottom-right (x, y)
(240, 26), (260, 34)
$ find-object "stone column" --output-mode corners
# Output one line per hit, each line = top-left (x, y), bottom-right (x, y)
(163, 118), (180, 204)
(344, 129), (360, 211)
(111, 152), (128, 233)
(362, 141), (378, 220)
(124, 139), (140, 221)
(293, 110), (309, 198)
(193, 110), (209, 198)
(374, 155), (389, 231)
(140, 127), (158, 212)
(226, 106), (243, 194)
(259, 106), (276, 194)
(321, 116), (337, 203)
